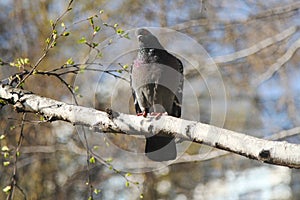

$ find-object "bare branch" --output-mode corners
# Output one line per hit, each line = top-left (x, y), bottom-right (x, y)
(184, 26), (297, 79)
(0, 84), (299, 168)
(171, 2), (300, 30)
(253, 37), (300, 87)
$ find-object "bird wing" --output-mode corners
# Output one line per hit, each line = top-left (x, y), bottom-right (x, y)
(171, 57), (184, 118)
(130, 64), (143, 114)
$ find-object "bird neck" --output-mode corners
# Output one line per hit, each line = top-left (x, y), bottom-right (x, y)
(138, 48), (162, 63)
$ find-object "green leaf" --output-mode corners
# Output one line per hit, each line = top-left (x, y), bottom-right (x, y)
(3, 161), (10, 166)
(61, 22), (65, 27)
(123, 33), (130, 39)
(45, 37), (50, 44)
(140, 194), (144, 199)
(2, 185), (11, 193)
(66, 58), (74, 65)
(125, 181), (130, 187)
(89, 156), (95, 164)
(97, 52), (103, 58)
(89, 17), (94, 25)
(93, 145), (99, 150)
(94, 188), (101, 194)
(92, 42), (99, 48)
(125, 172), (131, 177)
(123, 64), (129, 70)
(78, 37), (87, 44)
(74, 86), (79, 93)
(113, 23), (118, 28)
(1, 146), (9, 151)
(0, 134), (5, 140)
(51, 42), (57, 48)
(4, 152), (9, 158)
(49, 20), (54, 27)
(116, 28), (124, 35)
(24, 58), (30, 64)
(99, 10), (104, 14)
(94, 26), (101, 34)
(62, 32), (70, 36)
(106, 157), (113, 163)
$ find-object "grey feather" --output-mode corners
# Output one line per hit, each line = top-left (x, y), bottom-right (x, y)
(131, 28), (183, 161)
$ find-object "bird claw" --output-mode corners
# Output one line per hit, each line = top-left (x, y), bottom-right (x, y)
(137, 112), (168, 119)
(137, 111), (148, 117)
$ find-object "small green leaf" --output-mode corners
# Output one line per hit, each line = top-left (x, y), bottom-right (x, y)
(62, 32), (70, 36)
(94, 188), (101, 194)
(125, 172), (132, 177)
(1, 146), (9, 151)
(78, 37), (87, 44)
(140, 194), (144, 199)
(61, 22), (65, 27)
(99, 10), (104, 14)
(51, 41), (57, 48)
(40, 115), (45, 121)
(66, 58), (74, 65)
(45, 38), (50, 44)
(125, 181), (130, 187)
(97, 52), (103, 58)
(93, 145), (99, 150)
(123, 64), (129, 70)
(89, 156), (95, 164)
(117, 69), (122, 73)
(116, 28), (124, 35)
(74, 86), (79, 93)
(4, 152), (9, 158)
(3, 161), (10, 166)
(89, 17), (94, 25)
(94, 26), (101, 34)
(92, 42), (99, 48)
(0, 134), (5, 140)
(9, 62), (15, 67)
(16, 151), (20, 157)
(3, 185), (11, 193)
(24, 58), (30, 64)
(49, 20), (54, 27)
(113, 23), (118, 28)
(106, 157), (113, 163)
(123, 33), (130, 39)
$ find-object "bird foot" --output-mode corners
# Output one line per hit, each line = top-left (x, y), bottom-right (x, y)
(137, 111), (148, 117)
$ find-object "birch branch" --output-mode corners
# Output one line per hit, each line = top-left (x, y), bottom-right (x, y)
(0, 84), (299, 168)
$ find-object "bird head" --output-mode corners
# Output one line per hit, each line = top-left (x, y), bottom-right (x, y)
(136, 28), (164, 50)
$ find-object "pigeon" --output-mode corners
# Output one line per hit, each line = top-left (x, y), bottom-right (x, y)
(131, 28), (183, 161)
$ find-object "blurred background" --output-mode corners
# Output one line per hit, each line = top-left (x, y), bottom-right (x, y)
(0, 0), (300, 199)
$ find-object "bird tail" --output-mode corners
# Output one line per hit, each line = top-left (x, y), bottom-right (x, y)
(145, 135), (177, 161)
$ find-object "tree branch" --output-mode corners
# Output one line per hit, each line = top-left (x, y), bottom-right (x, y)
(0, 84), (299, 168)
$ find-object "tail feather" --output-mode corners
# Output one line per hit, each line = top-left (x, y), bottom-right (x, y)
(145, 135), (177, 161)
